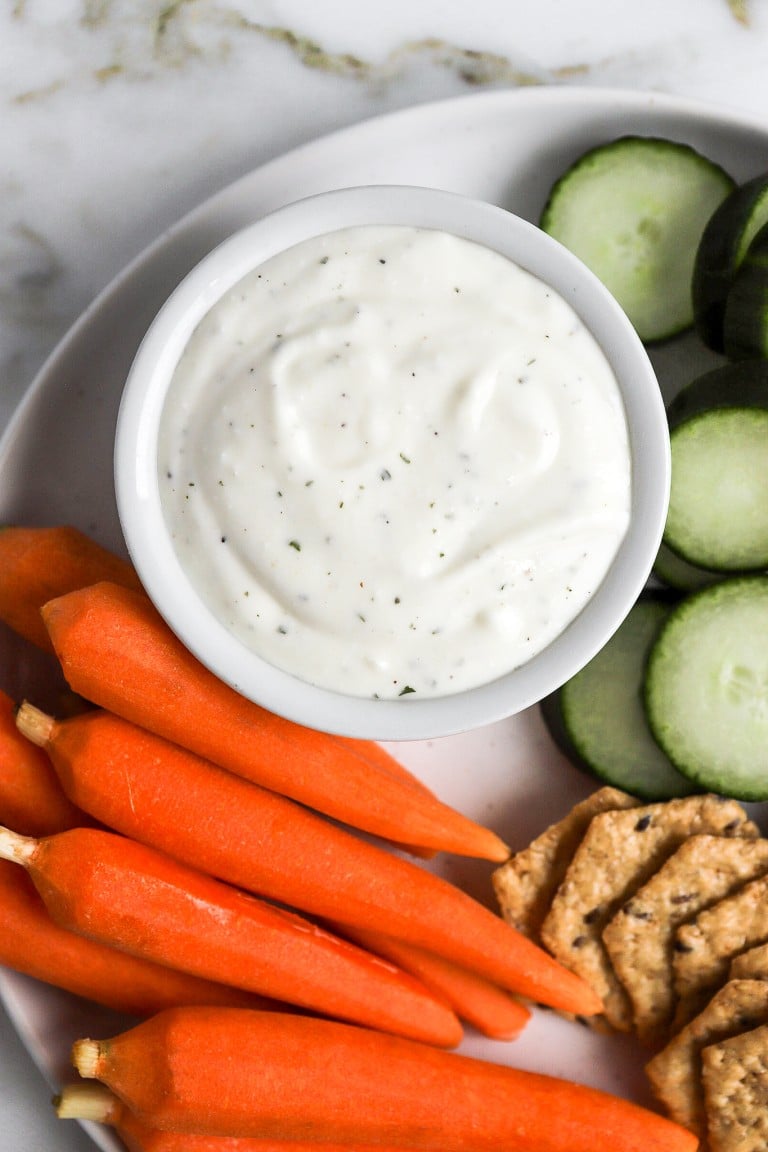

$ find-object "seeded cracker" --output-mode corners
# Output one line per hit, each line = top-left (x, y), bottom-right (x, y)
(673, 871), (768, 1029)
(702, 1023), (768, 1152)
(540, 796), (757, 1031)
(645, 978), (768, 1138)
(603, 834), (768, 1045)
(492, 786), (639, 939)
(730, 940), (768, 981)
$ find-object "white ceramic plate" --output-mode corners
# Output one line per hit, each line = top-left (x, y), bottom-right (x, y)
(2, 86), (768, 1151)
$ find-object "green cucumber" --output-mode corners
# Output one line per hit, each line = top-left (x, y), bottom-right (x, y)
(723, 220), (768, 360)
(663, 362), (768, 572)
(692, 172), (768, 352)
(540, 596), (697, 801)
(652, 542), (723, 593)
(645, 577), (768, 799)
(540, 136), (735, 343)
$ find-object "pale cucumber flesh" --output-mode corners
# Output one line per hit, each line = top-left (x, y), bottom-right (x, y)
(541, 137), (735, 342)
(665, 408), (768, 571)
(645, 578), (768, 800)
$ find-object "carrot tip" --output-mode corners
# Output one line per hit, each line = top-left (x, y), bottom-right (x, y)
(485, 838), (511, 864)
(573, 987), (604, 1017)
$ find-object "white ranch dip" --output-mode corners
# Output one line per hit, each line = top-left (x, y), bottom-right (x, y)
(158, 225), (631, 699)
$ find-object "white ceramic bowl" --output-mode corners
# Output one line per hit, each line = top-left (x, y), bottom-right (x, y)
(115, 184), (669, 741)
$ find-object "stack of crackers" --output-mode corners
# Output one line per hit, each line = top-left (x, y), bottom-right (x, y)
(493, 787), (768, 1152)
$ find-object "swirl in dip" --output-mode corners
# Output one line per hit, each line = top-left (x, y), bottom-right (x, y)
(158, 225), (631, 700)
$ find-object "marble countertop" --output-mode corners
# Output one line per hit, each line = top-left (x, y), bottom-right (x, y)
(2, 2), (768, 1148)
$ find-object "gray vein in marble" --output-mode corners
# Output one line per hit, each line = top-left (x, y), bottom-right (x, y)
(12, 79), (67, 105)
(250, 27), (543, 87)
(151, 8), (544, 86)
(727, 0), (750, 25)
(10, 0), (758, 107)
(81, 0), (112, 24)
(10, 3), (545, 98)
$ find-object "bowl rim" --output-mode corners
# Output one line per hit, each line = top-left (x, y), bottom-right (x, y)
(115, 183), (669, 741)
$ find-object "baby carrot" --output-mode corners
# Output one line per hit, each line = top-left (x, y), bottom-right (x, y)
(329, 922), (530, 1040)
(0, 823), (461, 1046)
(329, 738), (437, 857)
(41, 582), (508, 860)
(0, 526), (142, 651)
(71, 1007), (698, 1152)
(56, 1083), (427, 1152)
(0, 688), (83, 835)
(331, 735), (435, 798)
(17, 703), (600, 1016)
(0, 861), (270, 1017)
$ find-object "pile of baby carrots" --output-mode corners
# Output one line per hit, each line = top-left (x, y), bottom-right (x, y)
(0, 526), (698, 1152)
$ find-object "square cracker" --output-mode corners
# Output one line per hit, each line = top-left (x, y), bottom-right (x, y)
(492, 786), (639, 939)
(702, 1022), (768, 1152)
(645, 979), (768, 1138)
(540, 796), (758, 1031)
(730, 941), (768, 981)
(673, 871), (768, 1029)
(603, 834), (768, 1045)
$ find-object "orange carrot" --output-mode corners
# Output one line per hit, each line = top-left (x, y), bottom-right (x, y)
(329, 922), (530, 1040)
(332, 735), (435, 798)
(71, 1007), (698, 1152)
(0, 822), (461, 1046)
(41, 582), (507, 860)
(329, 738), (437, 857)
(56, 1083), (428, 1152)
(0, 526), (142, 651)
(0, 693), (278, 1019)
(0, 861), (272, 1017)
(0, 688), (83, 835)
(17, 703), (599, 1016)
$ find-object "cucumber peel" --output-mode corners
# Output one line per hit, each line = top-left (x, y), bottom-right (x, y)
(692, 171), (768, 352)
(541, 596), (697, 801)
(723, 220), (768, 360)
(652, 542), (723, 593)
(666, 360), (768, 428)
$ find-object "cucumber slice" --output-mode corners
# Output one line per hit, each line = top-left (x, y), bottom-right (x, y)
(692, 172), (768, 352)
(664, 363), (768, 571)
(645, 577), (768, 799)
(723, 220), (768, 360)
(652, 542), (723, 593)
(540, 596), (697, 800)
(666, 360), (768, 426)
(540, 136), (735, 343)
